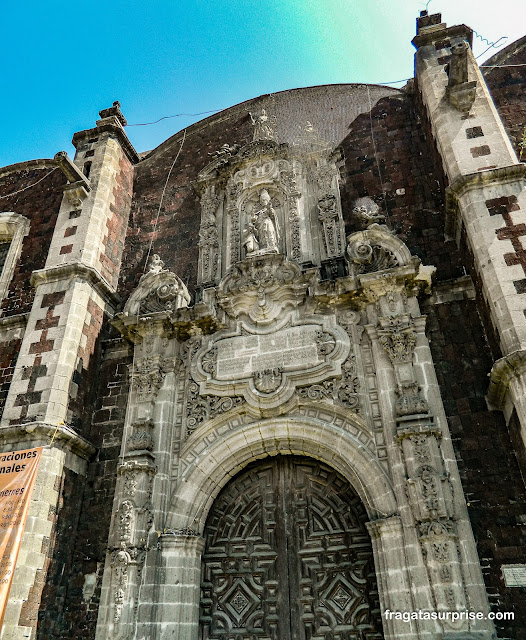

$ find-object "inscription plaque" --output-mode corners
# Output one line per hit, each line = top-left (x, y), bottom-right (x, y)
(215, 326), (321, 380)
(502, 564), (526, 587)
(194, 319), (349, 409)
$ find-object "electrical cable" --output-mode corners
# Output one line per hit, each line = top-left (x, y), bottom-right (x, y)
(0, 167), (58, 199)
(143, 129), (187, 273)
(481, 63), (526, 68)
(127, 110), (223, 127)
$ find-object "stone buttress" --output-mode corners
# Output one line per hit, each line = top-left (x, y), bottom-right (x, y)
(0, 103), (137, 640)
(412, 11), (526, 453)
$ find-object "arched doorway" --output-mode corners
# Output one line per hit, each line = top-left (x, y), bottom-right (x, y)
(200, 455), (384, 639)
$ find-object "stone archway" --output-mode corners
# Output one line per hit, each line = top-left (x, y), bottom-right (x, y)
(199, 454), (384, 640)
(158, 413), (415, 640)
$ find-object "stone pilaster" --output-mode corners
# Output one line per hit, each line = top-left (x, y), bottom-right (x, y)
(1, 102), (137, 430)
(413, 12), (526, 452)
(366, 283), (494, 638)
(157, 533), (205, 640)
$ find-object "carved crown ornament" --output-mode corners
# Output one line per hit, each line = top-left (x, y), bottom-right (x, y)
(198, 138), (289, 184)
(190, 312), (350, 411)
(113, 254), (225, 343)
(118, 255), (191, 321)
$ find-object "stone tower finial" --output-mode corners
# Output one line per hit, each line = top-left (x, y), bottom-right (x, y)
(98, 101), (127, 127)
(416, 11), (444, 34)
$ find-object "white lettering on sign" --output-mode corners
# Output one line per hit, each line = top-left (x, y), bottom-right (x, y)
(502, 565), (526, 587)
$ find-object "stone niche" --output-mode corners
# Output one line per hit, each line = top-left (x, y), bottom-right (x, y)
(196, 118), (346, 288)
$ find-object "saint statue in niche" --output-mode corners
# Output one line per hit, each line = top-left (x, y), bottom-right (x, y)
(249, 109), (276, 141)
(243, 189), (280, 256)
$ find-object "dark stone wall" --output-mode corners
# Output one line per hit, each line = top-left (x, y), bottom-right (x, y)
(0, 165), (66, 316)
(339, 90), (463, 283)
(485, 37), (526, 159)
(425, 297), (526, 639)
(37, 335), (133, 639)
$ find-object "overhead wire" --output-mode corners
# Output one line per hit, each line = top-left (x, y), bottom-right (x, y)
(0, 167), (58, 199)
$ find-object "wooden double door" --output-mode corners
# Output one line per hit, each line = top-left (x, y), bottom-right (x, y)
(200, 456), (384, 640)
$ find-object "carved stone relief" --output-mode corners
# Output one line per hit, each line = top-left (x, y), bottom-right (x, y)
(123, 257), (190, 317)
(217, 253), (308, 323)
(131, 358), (166, 402)
(127, 419), (154, 452)
(346, 227), (413, 279)
(198, 188), (221, 284)
(243, 189), (280, 256)
(312, 161), (345, 260)
(191, 310), (350, 410)
(377, 315), (417, 365)
(351, 197), (386, 230)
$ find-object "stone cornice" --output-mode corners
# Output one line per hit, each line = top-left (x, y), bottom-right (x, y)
(445, 164), (526, 238)
(0, 312), (28, 330)
(31, 263), (121, 310)
(447, 164), (526, 200)
(113, 303), (223, 344)
(0, 422), (96, 460)
(72, 123), (139, 165)
(412, 24), (473, 49)
(0, 159), (58, 181)
(487, 349), (526, 410)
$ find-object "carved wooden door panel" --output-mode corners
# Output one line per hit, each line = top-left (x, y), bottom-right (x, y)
(200, 456), (384, 640)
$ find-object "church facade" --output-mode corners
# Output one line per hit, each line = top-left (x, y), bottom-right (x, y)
(0, 12), (525, 640)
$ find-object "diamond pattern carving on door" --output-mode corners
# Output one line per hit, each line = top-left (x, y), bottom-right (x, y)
(200, 456), (384, 640)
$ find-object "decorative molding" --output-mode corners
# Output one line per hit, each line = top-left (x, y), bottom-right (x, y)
(31, 262), (121, 309)
(377, 316), (417, 364)
(487, 349), (526, 410)
(346, 227), (411, 277)
(123, 258), (190, 317)
(0, 421), (96, 460)
(192, 313), (350, 411)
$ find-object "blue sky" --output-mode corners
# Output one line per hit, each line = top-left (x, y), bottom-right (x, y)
(2, 0), (524, 167)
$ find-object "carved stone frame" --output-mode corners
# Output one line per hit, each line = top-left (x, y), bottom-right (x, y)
(0, 212), (30, 312)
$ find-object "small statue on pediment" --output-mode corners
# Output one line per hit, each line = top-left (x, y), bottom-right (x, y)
(243, 189), (280, 256)
(446, 41), (469, 87)
(249, 109), (276, 142)
(254, 189), (280, 253)
(208, 143), (240, 163)
(148, 254), (166, 275)
(352, 198), (386, 229)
